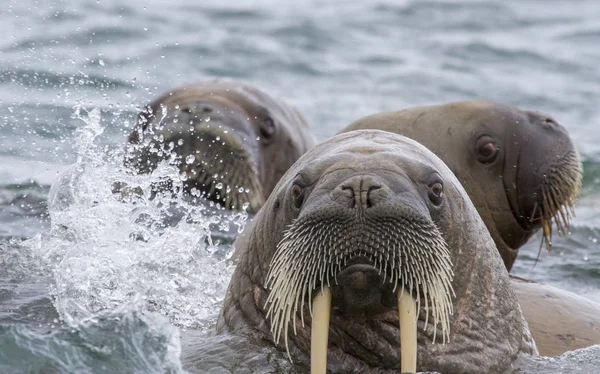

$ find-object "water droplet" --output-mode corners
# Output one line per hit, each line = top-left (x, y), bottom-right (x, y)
(215, 136), (220, 141)
(178, 139), (184, 146)
(242, 203), (250, 211)
(179, 173), (188, 181)
(99, 59), (105, 66)
(238, 187), (245, 193)
(204, 116), (210, 122)
(215, 183), (223, 190)
(185, 155), (195, 164)
(583, 255), (589, 261)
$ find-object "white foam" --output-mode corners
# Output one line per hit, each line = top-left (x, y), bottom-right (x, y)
(26, 106), (245, 329)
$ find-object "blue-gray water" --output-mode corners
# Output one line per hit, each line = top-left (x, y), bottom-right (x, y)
(1, 0), (600, 372)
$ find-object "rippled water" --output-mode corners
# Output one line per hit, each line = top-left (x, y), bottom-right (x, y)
(1, 0), (600, 372)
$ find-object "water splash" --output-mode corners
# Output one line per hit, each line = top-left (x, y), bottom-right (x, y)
(25, 106), (247, 329)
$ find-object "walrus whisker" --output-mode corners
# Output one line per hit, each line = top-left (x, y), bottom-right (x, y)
(190, 164), (264, 210)
(530, 201), (538, 223)
(265, 215), (454, 361)
(531, 150), (583, 258)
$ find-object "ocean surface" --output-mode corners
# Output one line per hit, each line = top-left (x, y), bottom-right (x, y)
(1, 0), (599, 372)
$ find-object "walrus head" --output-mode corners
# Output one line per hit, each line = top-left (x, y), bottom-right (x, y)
(218, 130), (535, 373)
(124, 79), (315, 213)
(340, 101), (582, 271)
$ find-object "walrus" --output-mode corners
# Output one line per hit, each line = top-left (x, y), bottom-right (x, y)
(339, 101), (582, 271)
(338, 102), (600, 358)
(123, 79), (316, 213)
(218, 130), (537, 373)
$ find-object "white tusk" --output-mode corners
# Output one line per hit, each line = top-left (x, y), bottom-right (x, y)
(311, 287), (332, 374)
(398, 290), (417, 373)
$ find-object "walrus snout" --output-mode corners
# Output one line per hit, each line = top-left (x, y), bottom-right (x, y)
(135, 115), (265, 211)
(334, 175), (388, 209)
(181, 127), (264, 211)
(511, 112), (582, 249)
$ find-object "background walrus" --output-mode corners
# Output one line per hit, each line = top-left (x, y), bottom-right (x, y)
(218, 130), (536, 373)
(123, 78), (316, 213)
(338, 102), (600, 357)
(339, 101), (582, 271)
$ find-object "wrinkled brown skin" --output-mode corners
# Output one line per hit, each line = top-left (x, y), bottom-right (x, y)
(511, 276), (600, 356)
(217, 130), (536, 373)
(124, 78), (316, 212)
(339, 101), (579, 271)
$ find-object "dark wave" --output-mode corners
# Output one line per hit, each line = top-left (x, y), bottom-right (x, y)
(0, 68), (132, 90)
(558, 28), (600, 43)
(374, 1), (537, 31)
(0, 182), (50, 238)
(0, 308), (182, 373)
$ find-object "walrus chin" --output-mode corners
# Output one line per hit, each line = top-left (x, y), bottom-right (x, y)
(264, 200), (454, 372)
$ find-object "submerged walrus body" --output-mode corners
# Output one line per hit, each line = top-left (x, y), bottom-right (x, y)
(512, 277), (600, 356)
(218, 130), (537, 373)
(124, 79), (316, 213)
(339, 101), (582, 271)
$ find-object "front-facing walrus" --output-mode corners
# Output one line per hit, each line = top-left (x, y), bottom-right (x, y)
(217, 130), (536, 373)
(124, 78), (316, 213)
(339, 101), (582, 271)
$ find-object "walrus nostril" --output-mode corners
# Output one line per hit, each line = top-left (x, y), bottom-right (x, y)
(538, 115), (563, 131)
(338, 177), (384, 209)
(366, 185), (382, 208)
(541, 117), (556, 129)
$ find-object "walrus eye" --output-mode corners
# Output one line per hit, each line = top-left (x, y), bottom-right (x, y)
(475, 135), (499, 164)
(428, 181), (444, 205)
(259, 116), (276, 144)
